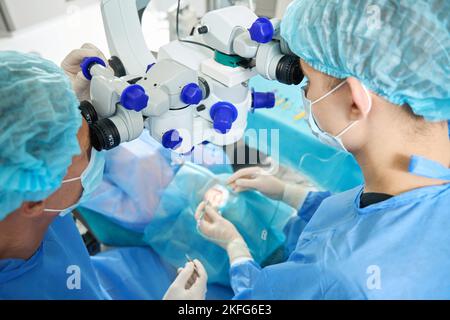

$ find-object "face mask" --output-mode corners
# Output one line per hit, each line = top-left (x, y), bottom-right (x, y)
(302, 80), (372, 152)
(44, 148), (105, 216)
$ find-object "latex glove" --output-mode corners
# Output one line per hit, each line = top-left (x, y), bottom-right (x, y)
(227, 166), (286, 200)
(61, 43), (108, 101)
(227, 166), (315, 209)
(195, 201), (252, 263)
(163, 260), (208, 300)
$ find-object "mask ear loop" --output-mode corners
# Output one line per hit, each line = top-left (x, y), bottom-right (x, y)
(60, 148), (99, 184)
(362, 84), (373, 111)
(335, 84), (372, 139)
(335, 120), (358, 138)
(311, 80), (347, 105)
(43, 207), (75, 213)
(309, 80), (347, 131)
(43, 178), (81, 212)
(61, 176), (82, 184)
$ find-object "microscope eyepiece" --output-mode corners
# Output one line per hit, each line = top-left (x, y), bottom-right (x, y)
(256, 42), (304, 86)
(275, 55), (303, 85)
(79, 101), (99, 125)
(90, 118), (121, 151)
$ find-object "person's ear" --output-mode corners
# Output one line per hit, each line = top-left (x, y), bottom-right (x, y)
(20, 201), (46, 218)
(347, 77), (372, 120)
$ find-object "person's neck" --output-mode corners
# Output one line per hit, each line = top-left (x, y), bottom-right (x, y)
(0, 213), (54, 260)
(354, 127), (450, 195)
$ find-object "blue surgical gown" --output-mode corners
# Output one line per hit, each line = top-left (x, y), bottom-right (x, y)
(230, 155), (450, 299)
(0, 213), (232, 299)
(0, 214), (110, 299)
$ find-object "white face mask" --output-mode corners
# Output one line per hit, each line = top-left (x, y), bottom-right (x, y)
(44, 149), (105, 216)
(302, 79), (372, 152)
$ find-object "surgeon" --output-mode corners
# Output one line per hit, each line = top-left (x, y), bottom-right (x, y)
(0, 49), (208, 300)
(195, 0), (450, 299)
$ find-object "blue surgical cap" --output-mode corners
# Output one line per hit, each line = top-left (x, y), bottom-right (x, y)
(281, 0), (450, 121)
(0, 51), (82, 220)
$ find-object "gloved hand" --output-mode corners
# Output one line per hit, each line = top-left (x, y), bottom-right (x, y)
(195, 201), (252, 263)
(227, 166), (316, 209)
(61, 43), (108, 101)
(163, 260), (208, 300)
(227, 166), (286, 200)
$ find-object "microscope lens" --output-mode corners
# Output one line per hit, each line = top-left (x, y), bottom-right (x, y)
(90, 118), (121, 151)
(79, 101), (98, 126)
(276, 55), (303, 85)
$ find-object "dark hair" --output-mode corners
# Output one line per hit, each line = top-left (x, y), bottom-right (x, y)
(402, 104), (424, 121)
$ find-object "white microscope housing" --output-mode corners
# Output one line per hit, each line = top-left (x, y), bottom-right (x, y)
(81, 0), (302, 154)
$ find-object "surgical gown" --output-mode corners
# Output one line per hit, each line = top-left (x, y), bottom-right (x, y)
(0, 213), (232, 299)
(230, 156), (450, 299)
(0, 214), (111, 299)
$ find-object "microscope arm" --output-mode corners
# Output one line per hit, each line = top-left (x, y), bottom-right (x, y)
(101, 0), (156, 76)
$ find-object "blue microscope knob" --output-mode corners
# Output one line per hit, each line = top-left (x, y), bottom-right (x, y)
(80, 57), (106, 80)
(162, 129), (183, 150)
(146, 63), (155, 73)
(120, 84), (149, 112)
(210, 102), (238, 134)
(248, 17), (274, 44)
(251, 91), (276, 109)
(180, 83), (203, 105)
(180, 146), (195, 156)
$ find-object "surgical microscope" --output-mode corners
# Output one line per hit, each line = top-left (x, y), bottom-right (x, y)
(79, 0), (304, 154)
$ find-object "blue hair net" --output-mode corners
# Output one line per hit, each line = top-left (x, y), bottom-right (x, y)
(0, 51), (82, 220)
(281, 0), (450, 121)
